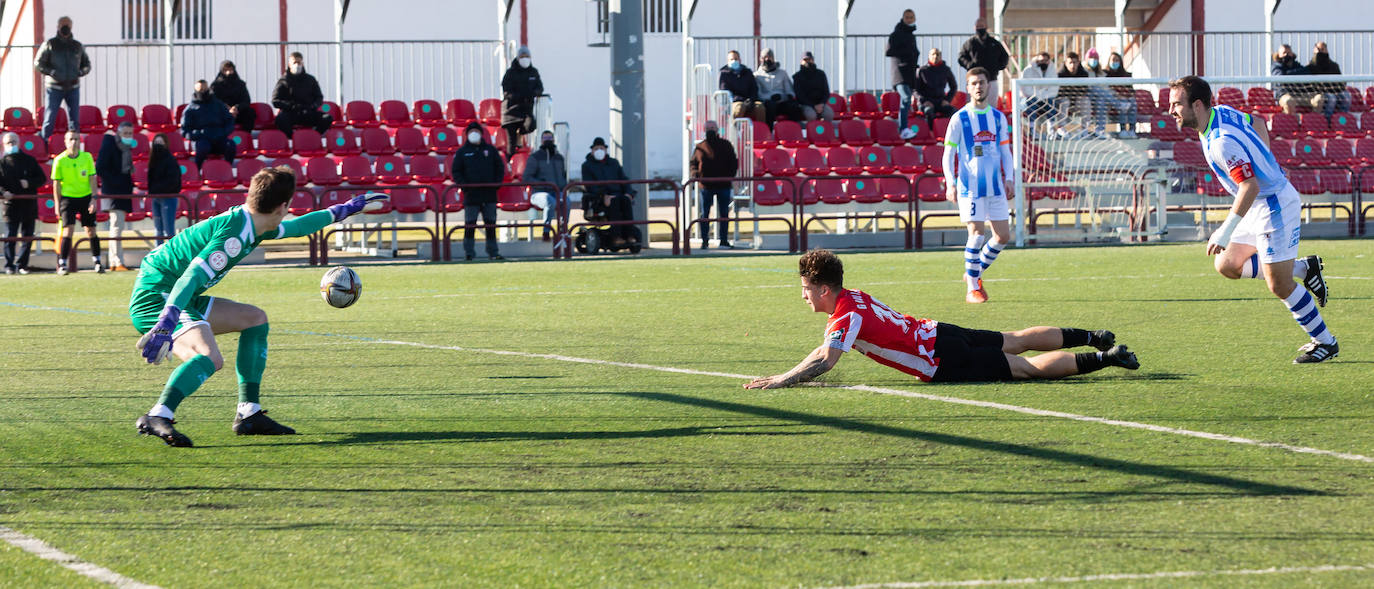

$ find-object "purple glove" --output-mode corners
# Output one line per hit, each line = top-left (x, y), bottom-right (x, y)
(328, 192), (389, 222)
(136, 305), (180, 364)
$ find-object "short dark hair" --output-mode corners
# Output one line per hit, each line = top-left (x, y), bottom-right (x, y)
(246, 166), (296, 213)
(1169, 75), (1213, 108)
(1065, 51), (1080, 60)
(289, 51), (304, 61)
(966, 67), (990, 82)
(799, 249), (843, 290)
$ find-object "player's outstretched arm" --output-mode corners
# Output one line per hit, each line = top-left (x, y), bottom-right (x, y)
(744, 345), (842, 389)
(276, 192), (390, 239)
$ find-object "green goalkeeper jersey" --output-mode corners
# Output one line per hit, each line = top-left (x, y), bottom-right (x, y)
(135, 206), (334, 310)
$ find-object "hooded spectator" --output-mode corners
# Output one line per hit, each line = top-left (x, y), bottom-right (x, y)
(501, 45), (544, 158)
(211, 60), (256, 132)
(271, 52), (331, 137)
(792, 52), (834, 122)
(181, 79), (237, 167)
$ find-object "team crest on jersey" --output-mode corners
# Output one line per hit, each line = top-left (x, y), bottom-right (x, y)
(974, 130), (995, 142)
(224, 237), (242, 257)
(208, 250), (228, 271)
(827, 328), (847, 341)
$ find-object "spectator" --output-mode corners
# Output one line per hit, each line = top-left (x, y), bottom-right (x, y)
(33, 16), (90, 140)
(501, 45), (544, 159)
(96, 123), (137, 271)
(181, 79), (237, 168)
(1271, 44), (1312, 115)
(451, 122), (506, 261)
(1101, 51), (1139, 139)
(957, 18), (1010, 101)
(886, 9), (920, 138)
(719, 50), (764, 123)
(211, 60), (256, 132)
(1083, 49), (1137, 139)
(521, 130), (566, 241)
(51, 130), (101, 275)
(1056, 51), (1092, 136)
(580, 137), (639, 249)
(1307, 41), (1350, 120)
(754, 48), (803, 128)
(791, 51), (834, 122)
(916, 47), (957, 128)
(1019, 52), (1064, 138)
(146, 133), (182, 245)
(271, 52), (331, 138)
(690, 119), (739, 250)
(1, 132), (45, 274)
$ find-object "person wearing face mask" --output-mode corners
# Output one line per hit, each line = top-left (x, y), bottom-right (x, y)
(181, 79), (237, 168)
(522, 130), (567, 241)
(753, 48), (803, 129)
(1019, 51), (1065, 139)
(690, 120), (739, 250)
(719, 50), (765, 123)
(1100, 51), (1139, 139)
(791, 52), (834, 122)
(271, 52), (331, 138)
(1306, 41), (1350, 120)
(146, 133), (183, 245)
(1271, 44), (1311, 116)
(580, 137), (639, 249)
(0, 132), (46, 274)
(916, 48), (957, 129)
(1081, 48), (1137, 139)
(885, 9), (921, 139)
(211, 60), (256, 132)
(451, 122), (507, 261)
(957, 18), (1010, 103)
(501, 46), (544, 159)
(33, 16), (91, 140)
(96, 122), (139, 271)
(51, 130), (101, 275)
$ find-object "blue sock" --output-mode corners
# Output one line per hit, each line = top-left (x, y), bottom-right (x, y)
(1284, 287), (1334, 345)
(964, 235), (984, 281)
(979, 239), (1006, 274)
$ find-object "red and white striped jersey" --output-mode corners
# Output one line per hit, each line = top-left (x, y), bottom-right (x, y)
(825, 289), (939, 382)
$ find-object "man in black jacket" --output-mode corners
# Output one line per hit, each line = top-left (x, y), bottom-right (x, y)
(690, 120), (738, 249)
(886, 10), (919, 138)
(792, 52), (834, 122)
(1308, 41), (1350, 120)
(33, 16), (91, 139)
(182, 80), (237, 167)
(211, 60), (256, 132)
(957, 18), (1010, 103)
(916, 48), (957, 128)
(719, 50), (764, 123)
(451, 122), (507, 261)
(271, 52), (331, 138)
(501, 45), (544, 159)
(0, 132), (46, 274)
(522, 130), (566, 241)
(580, 137), (638, 248)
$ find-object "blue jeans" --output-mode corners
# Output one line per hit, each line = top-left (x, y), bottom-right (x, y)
(43, 86), (80, 139)
(895, 83), (914, 131)
(1088, 87), (1137, 132)
(1322, 91), (1351, 118)
(152, 198), (178, 245)
(697, 187), (732, 241)
(463, 201), (499, 257)
(1022, 96), (1059, 126)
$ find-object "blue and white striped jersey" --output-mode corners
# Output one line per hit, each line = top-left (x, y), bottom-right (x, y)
(943, 105), (1014, 199)
(1199, 105), (1296, 231)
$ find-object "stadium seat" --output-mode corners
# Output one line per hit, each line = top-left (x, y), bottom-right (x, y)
(106, 105), (139, 130)
(163, 132), (190, 158)
(827, 93), (851, 120)
(178, 160), (202, 189)
(909, 118), (937, 145)
(857, 145), (894, 174)
(478, 98), (502, 126)
(201, 159), (237, 189)
(489, 125), (510, 154)
(74, 104), (103, 133)
(252, 102), (276, 130)
(931, 118), (951, 141)
(1269, 113), (1300, 139)
(825, 146), (862, 175)
(760, 147), (797, 176)
(1216, 87), (1246, 111)
(3, 107), (36, 134)
(751, 179), (789, 206)
(1347, 87), (1367, 113)
(428, 126), (460, 154)
(268, 157), (307, 187)
(1295, 137), (1328, 166)
(410, 154), (446, 183)
(1157, 88), (1170, 113)
(1288, 168), (1323, 195)
(921, 144), (945, 174)
(361, 127), (395, 155)
(236, 158), (267, 186)
(340, 155), (377, 184)
(507, 151), (529, 181)
(288, 190), (317, 216)
(193, 191), (218, 219)
(36, 164), (53, 196)
(256, 129), (292, 158)
(325, 128), (361, 156)
(879, 92), (903, 119)
(306, 157), (342, 186)
(1320, 168), (1353, 195)
(215, 191), (247, 213)
(228, 130), (256, 157)
(18, 134), (46, 160)
(793, 147), (830, 176)
(1246, 87), (1280, 113)
(394, 127), (428, 155)
(374, 155), (409, 184)
(807, 121), (841, 147)
(804, 178), (848, 205)
(131, 133), (151, 160)
(1134, 90), (1160, 116)
(1300, 113), (1334, 138)
(141, 104), (177, 133)
(34, 106), (68, 135)
(82, 133), (103, 155)
(879, 176), (911, 202)
(951, 91), (969, 111)
(838, 119), (872, 146)
(846, 177), (883, 204)
(1270, 138), (1299, 167)
(847, 92), (882, 120)
(1149, 116), (1187, 141)
(1195, 171), (1228, 197)
(915, 174), (945, 202)
(748, 120), (776, 148)
(46, 134), (65, 158)
(1324, 137), (1356, 166)
(345, 100), (380, 128)
(890, 145), (925, 174)
(412, 99), (445, 127)
(497, 185), (532, 212)
(1330, 112), (1360, 138)
(774, 120), (806, 148)
(378, 100), (412, 127)
(870, 118), (904, 146)
(292, 128), (326, 157)
(1355, 137), (1374, 166)
(389, 187), (433, 214)
(445, 99), (478, 128)
(38, 194), (58, 221)
(1172, 141), (1207, 169)
(123, 194), (149, 222)
(319, 101), (345, 128)
(131, 160), (149, 190)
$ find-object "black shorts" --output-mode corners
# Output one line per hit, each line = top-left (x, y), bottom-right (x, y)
(58, 196), (96, 227)
(931, 322), (1013, 382)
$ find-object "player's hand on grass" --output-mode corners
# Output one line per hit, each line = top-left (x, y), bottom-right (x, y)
(136, 305), (180, 364)
(328, 192), (389, 221)
(743, 375), (784, 389)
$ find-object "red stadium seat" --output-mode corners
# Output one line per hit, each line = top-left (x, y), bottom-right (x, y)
(82, 134), (103, 155)
(3, 107), (36, 134)
(915, 174), (945, 202)
(123, 195), (149, 222)
(229, 130), (257, 157)
(857, 145), (893, 174)
(774, 120), (806, 148)
(35, 106), (68, 135)
(890, 145), (925, 174)
(46, 134), (66, 158)
(201, 159), (237, 189)
(497, 185), (531, 212)
(412, 100), (445, 127)
(378, 100), (412, 127)
(1157, 88), (1170, 113)
(478, 98), (502, 126)
(361, 127), (395, 155)
(827, 93), (851, 120)
(807, 120), (841, 147)
(1355, 137), (1374, 166)
(215, 191), (247, 213)
(37, 164), (53, 196)
(1135, 90), (1160, 116)
(909, 118), (937, 145)
(141, 104), (177, 133)
(74, 105), (103, 133)
(1320, 168), (1352, 195)
(880, 92), (902, 119)
(838, 119), (872, 146)
(194, 192), (218, 219)
(394, 127), (428, 155)
(252, 102), (276, 130)
(268, 157), (307, 186)
(445, 99), (478, 128)
(132, 160), (149, 190)
(289, 190), (317, 216)
(256, 129), (292, 158)
(848, 92), (882, 120)
(236, 158), (268, 186)
(1330, 112), (1360, 138)
(1246, 88), (1280, 114)
(951, 91), (969, 111)
(106, 105), (139, 130)
(490, 125), (510, 154)
(428, 126), (460, 154)
(19, 134), (46, 160)
(340, 155), (377, 184)
(804, 178), (848, 204)
(1324, 137), (1356, 166)
(1269, 113), (1300, 139)
(1150, 116), (1187, 141)
(410, 154), (446, 183)
(761, 147), (797, 176)
(325, 128), (361, 156)
(1288, 168), (1323, 195)
(921, 144), (945, 174)
(751, 179), (789, 206)
(1270, 138), (1299, 167)
(879, 177), (911, 202)
(1300, 113), (1334, 138)
(751, 120), (776, 148)
(1173, 141), (1207, 168)
(507, 151), (529, 181)
(390, 187), (433, 214)
(931, 118), (951, 141)
(131, 133), (151, 161)
(162, 133), (190, 158)
(870, 118), (904, 146)
(345, 100), (380, 128)
(1346, 87), (1367, 113)
(292, 128), (326, 157)
(793, 147), (830, 176)
(1216, 87), (1246, 111)
(825, 146), (862, 176)
(306, 157), (342, 186)
(846, 177), (883, 204)
(1295, 137), (1328, 166)
(178, 160), (202, 189)
(374, 155), (409, 184)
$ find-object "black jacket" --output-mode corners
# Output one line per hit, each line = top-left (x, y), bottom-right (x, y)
(450, 124), (506, 205)
(96, 135), (134, 196)
(916, 61), (957, 103)
(34, 35), (90, 89)
(580, 153), (633, 199)
(147, 144), (182, 196)
(500, 60), (544, 126)
(719, 64), (759, 103)
(886, 22), (919, 88)
(690, 133), (738, 191)
(211, 71), (252, 111)
(522, 146), (567, 190)
(181, 95), (235, 142)
(0, 150), (45, 218)
(792, 64), (831, 106)
(1056, 64), (1090, 100)
(1307, 54), (1345, 94)
(956, 33), (1009, 76)
(271, 70), (324, 114)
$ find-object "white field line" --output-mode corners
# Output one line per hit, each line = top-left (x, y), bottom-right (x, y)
(821, 562), (1374, 588)
(0, 526), (161, 589)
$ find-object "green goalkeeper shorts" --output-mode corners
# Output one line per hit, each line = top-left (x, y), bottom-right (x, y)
(129, 288), (215, 335)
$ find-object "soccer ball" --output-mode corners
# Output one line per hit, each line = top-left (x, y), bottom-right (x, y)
(320, 266), (362, 308)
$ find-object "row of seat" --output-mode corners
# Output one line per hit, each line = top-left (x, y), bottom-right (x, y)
(1175, 136), (1374, 169)
(1195, 168), (1373, 197)
(755, 144), (945, 177)
(752, 118), (950, 149)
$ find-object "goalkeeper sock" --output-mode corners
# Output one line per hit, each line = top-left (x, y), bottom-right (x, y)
(1074, 352), (1108, 374)
(156, 354), (217, 412)
(1060, 328), (1092, 348)
(236, 323), (269, 405)
(1239, 253), (1261, 279)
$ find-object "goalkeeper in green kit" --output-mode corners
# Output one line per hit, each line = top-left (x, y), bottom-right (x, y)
(131, 166), (387, 447)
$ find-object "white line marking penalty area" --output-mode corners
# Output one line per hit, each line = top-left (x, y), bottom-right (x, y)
(0, 526), (162, 589)
(819, 562), (1374, 588)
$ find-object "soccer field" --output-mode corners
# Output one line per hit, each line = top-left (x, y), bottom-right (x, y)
(2, 241), (1372, 588)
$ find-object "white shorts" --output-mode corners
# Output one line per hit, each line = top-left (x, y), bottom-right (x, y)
(1231, 198), (1301, 264)
(957, 194), (1010, 223)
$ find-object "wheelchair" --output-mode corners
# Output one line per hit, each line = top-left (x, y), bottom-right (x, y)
(573, 193), (642, 255)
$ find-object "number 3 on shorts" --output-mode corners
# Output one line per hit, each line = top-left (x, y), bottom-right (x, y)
(970, 200), (976, 216)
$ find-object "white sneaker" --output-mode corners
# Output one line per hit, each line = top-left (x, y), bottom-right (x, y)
(1119, 130), (1138, 139)
(899, 128), (917, 140)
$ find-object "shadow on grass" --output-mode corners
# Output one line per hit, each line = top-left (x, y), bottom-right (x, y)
(219, 423), (817, 448)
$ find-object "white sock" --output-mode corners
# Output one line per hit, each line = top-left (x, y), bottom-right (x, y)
(148, 404), (174, 419)
(979, 239), (1006, 274)
(1283, 286), (1335, 345)
(964, 234), (984, 284)
(1239, 254), (1260, 279)
(1291, 257), (1308, 280)
(237, 402), (262, 418)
